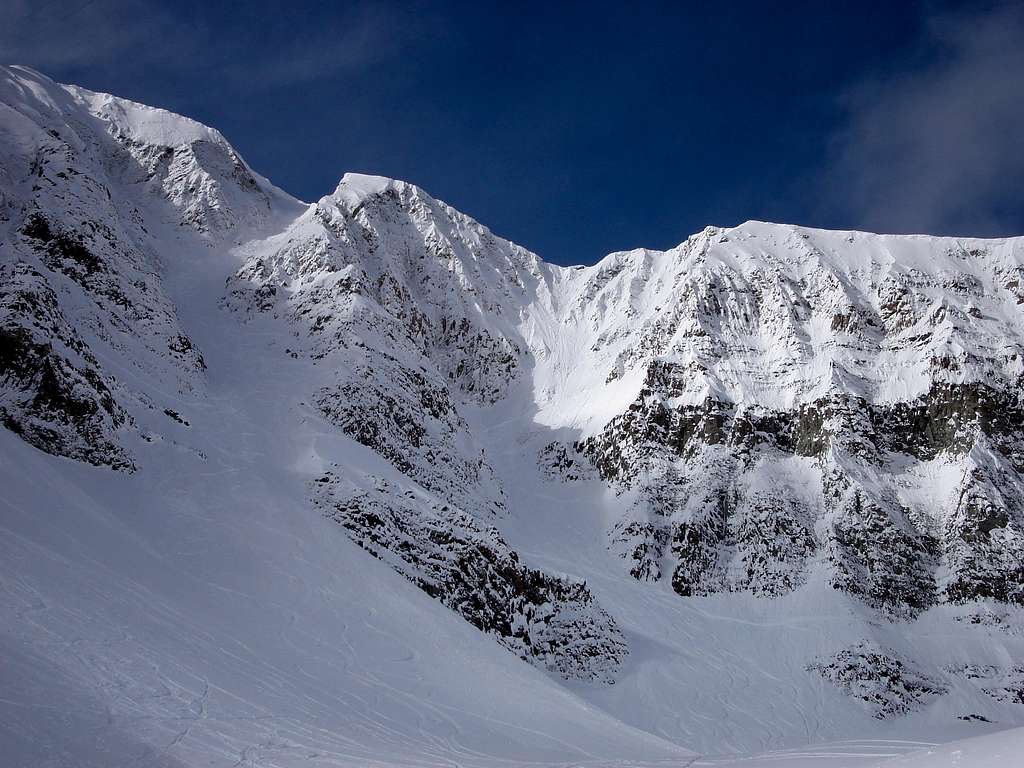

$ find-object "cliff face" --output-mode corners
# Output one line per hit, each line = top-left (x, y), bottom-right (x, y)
(0, 66), (277, 470)
(571, 225), (1024, 615)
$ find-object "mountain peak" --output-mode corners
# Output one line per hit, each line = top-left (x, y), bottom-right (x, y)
(332, 171), (416, 209)
(0, 64), (229, 151)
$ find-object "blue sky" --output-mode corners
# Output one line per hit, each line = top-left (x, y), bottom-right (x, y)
(5, 1), (1023, 264)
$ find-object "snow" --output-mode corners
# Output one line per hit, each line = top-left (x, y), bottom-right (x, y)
(333, 172), (398, 208)
(2, 64), (1024, 767)
(865, 728), (1024, 768)
(0, 432), (690, 768)
(688, 730), (1024, 768)
(698, 728), (1024, 768)
(71, 86), (229, 148)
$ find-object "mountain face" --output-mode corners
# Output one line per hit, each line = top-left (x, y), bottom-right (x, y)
(0, 66), (277, 471)
(575, 228), (1024, 613)
(225, 173), (1024, 620)
(3, 66), (1024, 766)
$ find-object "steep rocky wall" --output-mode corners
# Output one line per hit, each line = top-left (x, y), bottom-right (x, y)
(579, 358), (1024, 613)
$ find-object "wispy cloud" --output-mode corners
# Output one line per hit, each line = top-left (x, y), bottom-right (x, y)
(229, 4), (434, 89)
(0, 0), (197, 69)
(1, 0), (434, 90)
(823, 2), (1024, 236)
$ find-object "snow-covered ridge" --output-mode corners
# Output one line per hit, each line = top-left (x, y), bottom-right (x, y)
(71, 85), (230, 149)
(3, 65), (1024, 767)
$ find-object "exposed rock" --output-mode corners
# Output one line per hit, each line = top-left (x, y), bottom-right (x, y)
(0, 261), (132, 469)
(538, 441), (595, 482)
(807, 643), (947, 718)
(314, 349), (505, 519)
(580, 357), (1024, 612)
(312, 471), (627, 682)
(982, 668), (1024, 705)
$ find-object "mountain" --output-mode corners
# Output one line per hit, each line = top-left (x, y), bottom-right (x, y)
(2, 65), (1023, 768)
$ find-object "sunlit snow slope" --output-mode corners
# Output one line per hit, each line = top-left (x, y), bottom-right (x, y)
(2, 65), (1024, 767)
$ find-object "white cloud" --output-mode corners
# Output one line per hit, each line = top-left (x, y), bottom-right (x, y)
(825, 2), (1024, 236)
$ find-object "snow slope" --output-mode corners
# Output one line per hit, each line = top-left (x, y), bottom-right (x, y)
(2, 65), (1024, 767)
(0, 349), (689, 768)
(867, 727), (1024, 768)
(690, 728), (1024, 768)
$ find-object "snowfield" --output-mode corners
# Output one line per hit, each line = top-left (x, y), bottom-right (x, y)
(2, 65), (1024, 767)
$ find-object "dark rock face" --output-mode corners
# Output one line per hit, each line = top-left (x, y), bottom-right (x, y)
(537, 441), (595, 482)
(733, 485), (817, 597)
(579, 357), (1024, 613)
(313, 471), (627, 682)
(807, 643), (947, 718)
(314, 349), (505, 520)
(1, 202), (202, 470)
(0, 85), (228, 468)
(823, 478), (936, 613)
(434, 315), (520, 405)
(0, 262), (132, 469)
(983, 673), (1024, 706)
(944, 460), (1024, 605)
(946, 664), (1024, 706)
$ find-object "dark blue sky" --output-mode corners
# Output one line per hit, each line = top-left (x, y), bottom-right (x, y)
(6, 1), (1023, 264)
